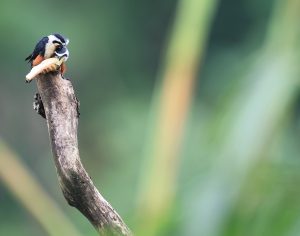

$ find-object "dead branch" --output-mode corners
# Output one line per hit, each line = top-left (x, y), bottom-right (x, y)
(34, 72), (132, 236)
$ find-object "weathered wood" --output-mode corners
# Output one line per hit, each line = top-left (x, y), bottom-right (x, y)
(35, 72), (132, 236)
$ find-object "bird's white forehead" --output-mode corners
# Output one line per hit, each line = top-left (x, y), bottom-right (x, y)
(48, 35), (61, 43)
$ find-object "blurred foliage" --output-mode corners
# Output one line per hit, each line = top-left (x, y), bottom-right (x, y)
(0, 0), (300, 235)
(135, 0), (218, 235)
(0, 140), (82, 236)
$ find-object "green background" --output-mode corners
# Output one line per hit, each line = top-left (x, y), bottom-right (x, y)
(1, 0), (300, 235)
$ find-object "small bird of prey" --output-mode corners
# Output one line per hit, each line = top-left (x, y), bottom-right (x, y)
(25, 33), (70, 81)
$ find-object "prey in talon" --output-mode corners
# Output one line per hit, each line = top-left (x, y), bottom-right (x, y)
(25, 33), (70, 83)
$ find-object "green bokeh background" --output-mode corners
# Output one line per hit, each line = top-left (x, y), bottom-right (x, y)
(1, 0), (300, 235)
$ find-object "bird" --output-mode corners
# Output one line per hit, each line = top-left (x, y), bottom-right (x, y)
(25, 33), (70, 75)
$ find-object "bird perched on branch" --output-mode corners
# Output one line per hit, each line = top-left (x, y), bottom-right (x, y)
(26, 33), (74, 119)
(25, 33), (69, 76)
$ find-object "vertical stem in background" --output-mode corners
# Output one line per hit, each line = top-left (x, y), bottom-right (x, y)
(136, 0), (218, 234)
(185, 0), (300, 235)
(265, 0), (300, 51)
(0, 139), (82, 236)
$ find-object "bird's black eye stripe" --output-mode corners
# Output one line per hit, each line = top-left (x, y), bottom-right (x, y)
(53, 33), (66, 44)
(53, 40), (62, 45)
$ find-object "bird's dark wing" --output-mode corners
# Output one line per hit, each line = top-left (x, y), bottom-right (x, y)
(25, 36), (48, 63)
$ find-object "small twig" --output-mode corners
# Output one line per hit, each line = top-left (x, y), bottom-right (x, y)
(34, 72), (132, 236)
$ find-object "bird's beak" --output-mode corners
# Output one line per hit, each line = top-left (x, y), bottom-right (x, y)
(59, 54), (68, 62)
(55, 46), (69, 61)
(65, 38), (69, 46)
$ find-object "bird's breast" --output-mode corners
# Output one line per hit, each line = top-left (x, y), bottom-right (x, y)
(32, 55), (45, 66)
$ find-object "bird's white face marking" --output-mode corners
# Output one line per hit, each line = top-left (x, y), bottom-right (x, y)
(44, 35), (59, 58)
(48, 34), (61, 43)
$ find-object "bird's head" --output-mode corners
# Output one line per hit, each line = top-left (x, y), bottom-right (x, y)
(44, 33), (70, 60)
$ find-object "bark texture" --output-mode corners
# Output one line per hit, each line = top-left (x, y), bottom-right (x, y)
(35, 72), (132, 236)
